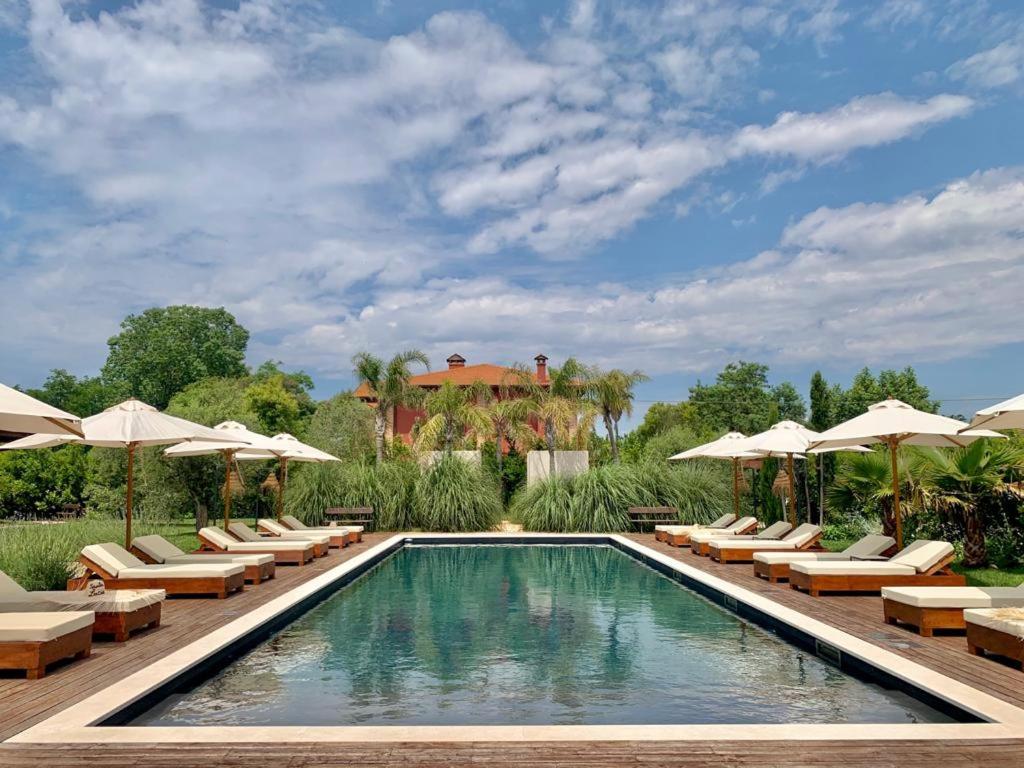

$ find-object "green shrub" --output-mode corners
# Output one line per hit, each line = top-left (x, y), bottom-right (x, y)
(510, 474), (575, 530)
(413, 455), (501, 532)
(285, 460), (418, 529)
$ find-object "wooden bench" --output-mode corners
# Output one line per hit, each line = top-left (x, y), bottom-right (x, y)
(627, 506), (677, 532)
(324, 506), (375, 532)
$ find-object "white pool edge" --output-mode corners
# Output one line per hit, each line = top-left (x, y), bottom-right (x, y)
(9, 532), (1024, 745)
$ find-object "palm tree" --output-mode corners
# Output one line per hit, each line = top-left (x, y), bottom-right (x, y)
(484, 396), (537, 475)
(414, 379), (493, 454)
(911, 441), (1024, 567)
(352, 349), (430, 464)
(504, 357), (588, 475)
(589, 368), (649, 463)
(828, 450), (904, 538)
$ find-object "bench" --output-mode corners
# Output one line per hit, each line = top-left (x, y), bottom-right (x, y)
(324, 506), (375, 532)
(627, 506), (678, 532)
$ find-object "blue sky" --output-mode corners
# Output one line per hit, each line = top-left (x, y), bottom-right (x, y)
(1, 0), (1023, 424)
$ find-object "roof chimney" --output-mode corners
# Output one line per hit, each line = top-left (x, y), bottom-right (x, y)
(534, 354), (548, 383)
(447, 353), (466, 370)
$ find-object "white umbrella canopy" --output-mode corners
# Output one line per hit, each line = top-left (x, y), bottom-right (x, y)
(741, 421), (819, 526)
(165, 421), (281, 530)
(235, 433), (339, 521)
(965, 393), (1024, 432)
(809, 398), (1002, 548)
(0, 399), (240, 547)
(0, 382), (82, 437)
(669, 432), (760, 519)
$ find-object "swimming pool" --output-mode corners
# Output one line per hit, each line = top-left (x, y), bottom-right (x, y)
(134, 544), (953, 726)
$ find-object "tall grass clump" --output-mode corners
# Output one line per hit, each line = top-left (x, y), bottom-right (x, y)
(413, 454), (501, 532)
(286, 461), (417, 529)
(515, 463), (732, 532)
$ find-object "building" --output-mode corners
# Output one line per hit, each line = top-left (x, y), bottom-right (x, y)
(355, 353), (549, 446)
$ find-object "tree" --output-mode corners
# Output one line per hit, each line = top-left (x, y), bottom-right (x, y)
(26, 369), (117, 417)
(483, 396), (536, 475)
(912, 441), (1024, 567)
(828, 450), (903, 539)
(102, 305), (249, 409)
(630, 401), (704, 443)
(254, 361), (316, 423)
(414, 380), (492, 454)
(833, 367), (937, 422)
(244, 374), (304, 435)
(808, 371), (835, 523)
(305, 393), (375, 462)
(589, 368), (649, 463)
(689, 361), (806, 435)
(351, 350), (430, 464)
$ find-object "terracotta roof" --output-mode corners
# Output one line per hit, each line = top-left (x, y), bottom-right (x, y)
(354, 363), (538, 400)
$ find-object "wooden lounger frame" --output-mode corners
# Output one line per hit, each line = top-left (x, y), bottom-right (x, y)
(0, 624), (92, 680)
(968, 622), (1024, 667)
(669, 519), (758, 550)
(197, 532), (314, 566)
(883, 599), (969, 637)
(79, 555), (245, 599)
(753, 559), (798, 583)
(257, 521), (344, 551)
(788, 555), (965, 597)
(711, 533), (823, 564)
(691, 521), (761, 556)
(131, 545), (276, 585)
(93, 602), (162, 642)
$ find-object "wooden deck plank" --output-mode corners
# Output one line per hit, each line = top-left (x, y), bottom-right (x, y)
(2, 533), (1023, 767)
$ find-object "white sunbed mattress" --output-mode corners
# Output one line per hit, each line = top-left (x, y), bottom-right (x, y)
(789, 561), (916, 577)
(881, 586), (1024, 609)
(0, 611), (95, 642)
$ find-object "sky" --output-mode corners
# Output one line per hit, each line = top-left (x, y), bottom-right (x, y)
(1, 0), (1023, 424)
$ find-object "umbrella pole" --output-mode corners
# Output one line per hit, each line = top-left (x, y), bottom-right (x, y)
(276, 457), (288, 522)
(124, 442), (136, 550)
(889, 439), (903, 550)
(223, 449), (234, 531)
(732, 458), (740, 518)
(786, 452), (797, 527)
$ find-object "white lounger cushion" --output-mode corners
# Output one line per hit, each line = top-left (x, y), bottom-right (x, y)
(790, 561), (916, 577)
(691, 520), (788, 545)
(965, 608), (1024, 637)
(656, 513), (735, 534)
(132, 535), (274, 568)
(33, 589), (165, 613)
(201, 527), (311, 552)
(258, 520), (332, 545)
(881, 586), (1024, 609)
(283, 515), (362, 534)
(82, 543), (243, 579)
(844, 535), (896, 559)
(754, 551), (850, 564)
(0, 611), (94, 642)
(889, 540), (954, 573)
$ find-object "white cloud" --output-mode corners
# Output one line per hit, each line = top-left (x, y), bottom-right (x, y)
(948, 41), (1024, 89)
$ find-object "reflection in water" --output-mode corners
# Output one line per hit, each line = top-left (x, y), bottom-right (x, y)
(136, 545), (952, 726)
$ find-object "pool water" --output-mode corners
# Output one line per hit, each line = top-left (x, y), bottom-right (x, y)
(136, 545), (953, 726)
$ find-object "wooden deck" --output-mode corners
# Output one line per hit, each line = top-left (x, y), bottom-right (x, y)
(2, 533), (1023, 767)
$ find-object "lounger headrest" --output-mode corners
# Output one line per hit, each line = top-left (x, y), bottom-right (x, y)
(282, 515), (306, 530)
(890, 540), (954, 572)
(708, 513), (736, 528)
(82, 543), (145, 578)
(756, 521), (792, 539)
(200, 527), (235, 548)
(132, 535), (184, 563)
(0, 569), (29, 599)
(727, 516), (756, 532)
(784, 523), (821, 544)
(843, 535), (895, 559)
(228, 522), (262, 542)
(259, 519), (287, 534)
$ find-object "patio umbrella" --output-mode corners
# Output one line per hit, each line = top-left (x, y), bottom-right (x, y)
(669, 432), (761, 520)
(164, 421), (281, 531)
(965, 393), (1024, 431)
(0, 399), (238, 547)
(235, 433), (339, 521)
(0, 382), (82, 437)
(808, 398), (1001, 549)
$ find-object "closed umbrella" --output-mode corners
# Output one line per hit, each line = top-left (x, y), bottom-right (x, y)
(164, 422), (281, 531)
(0, 399), (238, 547)
(809, 398), (1001, 549)
(669, 432), (760, 520)
(965, 393), (1024, 431)
(235, 433), (339, 521)
(0, 382), (82, 437)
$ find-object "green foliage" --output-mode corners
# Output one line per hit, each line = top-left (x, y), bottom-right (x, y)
(622, 425), (702, 464)
(832, 367), (938, 423)
(0, 444), (88, 519)
(305, 392), (375, 462)
(285, 460), (418, 530)
(25, 368), (117, 417)
(244, 374), (304, 435)
(352, 349), (430, 464)
(415, 379), (492, 453)
(0, 519), (197, 590)
(588, 367), (649, 462)
(688, 361), (806, 435)
(514, 462), (731, 532)
(102, 305), (249, 408)
(629, 401), (705, 444)
(481, 442), (526, 504)
(413, 455), (501, 532)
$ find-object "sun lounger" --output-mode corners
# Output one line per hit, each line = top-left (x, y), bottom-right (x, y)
(80, 543), (245, 599)
(198, 526), (314, 565)
(282, 514), (362, 544)
(882, 583), (1024, 636)
(709, 524), (823, 564)
(229, 522), (329, 558)
(132, 535), (275, 585)
(789, 540), (965, 596)
(0, 610), (94, 679)
(690, 520), (789, 556)
(753, 535), (895, 582)
(258, 519), (347, 550)
(655, 513), (736, 543)
(966, 608), (1024, 667)
(665, 516), (757, 548)
(0, 569), (162, 642)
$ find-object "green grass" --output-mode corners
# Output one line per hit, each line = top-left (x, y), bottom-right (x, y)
(0, 518), (198, 590)
(954, 564), (1024, 587)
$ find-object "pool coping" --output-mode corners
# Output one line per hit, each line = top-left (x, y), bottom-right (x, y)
(8, 532), (1024, 744)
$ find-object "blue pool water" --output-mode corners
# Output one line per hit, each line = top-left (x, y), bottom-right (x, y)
(135, 545), (953, 725)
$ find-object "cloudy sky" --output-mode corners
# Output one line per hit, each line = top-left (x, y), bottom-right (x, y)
(2, 0), (1023, 416)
